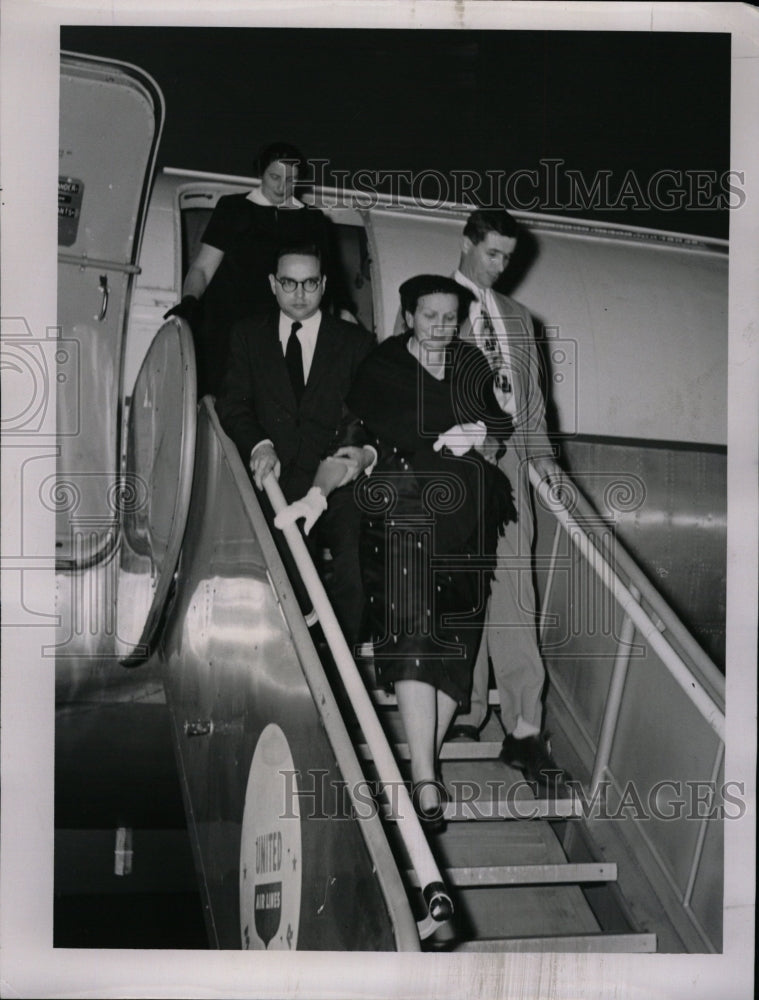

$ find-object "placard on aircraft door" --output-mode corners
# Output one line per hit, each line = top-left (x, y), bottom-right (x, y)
(57, 54), (162, 566)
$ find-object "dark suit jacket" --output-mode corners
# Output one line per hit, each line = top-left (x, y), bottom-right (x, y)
(216, 310), (376, 501)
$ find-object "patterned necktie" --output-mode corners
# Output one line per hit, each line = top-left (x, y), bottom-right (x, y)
(285, 320), (304, 403)
(479, 305), (511, 396)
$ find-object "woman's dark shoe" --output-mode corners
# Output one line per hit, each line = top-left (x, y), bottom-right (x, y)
(411, 780), (447, 833)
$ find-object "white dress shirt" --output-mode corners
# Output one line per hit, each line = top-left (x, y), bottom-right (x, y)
(246, 187), (304, 209)
(250, 310), (376, 479)
(279, 309), (321, 383)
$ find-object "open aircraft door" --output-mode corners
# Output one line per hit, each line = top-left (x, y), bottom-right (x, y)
(116, 318), (197, 664)
(57, 53), (164, 569)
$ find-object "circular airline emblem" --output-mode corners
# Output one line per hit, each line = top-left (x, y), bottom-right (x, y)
(239, 723), (302, 950)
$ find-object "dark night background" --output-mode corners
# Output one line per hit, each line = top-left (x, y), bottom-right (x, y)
(61, 26), (732, 239)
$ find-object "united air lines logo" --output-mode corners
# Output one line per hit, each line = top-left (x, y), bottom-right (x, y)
(239, 724), (302, 950)
(253, 833), (283, 948)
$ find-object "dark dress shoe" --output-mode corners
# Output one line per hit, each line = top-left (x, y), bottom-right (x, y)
(411, 780), (447, 833)
(500, 733), (573, 795)
(447, 724), (480, 742)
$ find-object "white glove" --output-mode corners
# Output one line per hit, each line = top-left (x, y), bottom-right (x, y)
(433, 420), (487, 457)
(273, 487), (328, 536)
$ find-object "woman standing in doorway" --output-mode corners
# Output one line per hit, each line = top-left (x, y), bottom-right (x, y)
(165, 141), (353, 396)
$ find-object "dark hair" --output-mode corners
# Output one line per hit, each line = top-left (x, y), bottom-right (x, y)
(399, 274), (474, 324)
(275, 243), (322, 269)
(463, 208), (519, 244)
(255, 142), (305, 176)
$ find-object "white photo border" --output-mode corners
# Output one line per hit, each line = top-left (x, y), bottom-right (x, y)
(1, 2), (756, 998)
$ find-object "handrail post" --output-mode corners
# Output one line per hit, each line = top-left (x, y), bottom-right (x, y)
(590, 585), (640, 794)
(539, 521), (564, 645)
(683, 741), (724, 908)
(262, 474), (453, 934)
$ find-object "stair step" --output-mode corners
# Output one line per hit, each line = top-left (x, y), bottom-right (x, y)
(453, 932), (657, 953)
(358, 741), (503, 761)
(443, 798), (584, 821)
(356, 704), (506, 755)
(369, 755), (584, 820)
(432, 816), (568, 866)
(358, 651), (502, 708)
(406, 862), (617, 888)
(370, 687), (502, 708)
(380, 797), (583, 821)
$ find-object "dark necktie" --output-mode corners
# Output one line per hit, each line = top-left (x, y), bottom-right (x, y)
(285, 321), (304, 403)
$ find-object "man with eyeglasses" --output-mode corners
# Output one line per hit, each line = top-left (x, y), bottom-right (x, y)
(450, 208), (571, 794)
(216, 243), (376, 648)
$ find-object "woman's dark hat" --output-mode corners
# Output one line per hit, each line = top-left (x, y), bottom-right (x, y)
(399, 274), (475, 321)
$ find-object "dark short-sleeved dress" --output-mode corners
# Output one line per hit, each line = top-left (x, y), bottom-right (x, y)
(346, 333), (516, 710)
(195, 194), (351, 397)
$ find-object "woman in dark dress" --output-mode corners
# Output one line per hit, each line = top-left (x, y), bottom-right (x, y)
(276, 275), (515, 826)
(165, 141), (353, 397)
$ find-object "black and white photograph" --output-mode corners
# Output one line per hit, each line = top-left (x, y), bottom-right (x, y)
(1, 2), (756, 998)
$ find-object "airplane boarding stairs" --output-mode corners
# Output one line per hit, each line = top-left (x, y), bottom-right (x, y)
(349, 662), (657, 952)
(166, 399), (658, 953)
(90, 319), (723, 952)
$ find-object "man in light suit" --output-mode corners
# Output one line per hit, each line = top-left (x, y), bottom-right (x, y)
(215, 243), (375, 647)
(450, 209), (569, 790)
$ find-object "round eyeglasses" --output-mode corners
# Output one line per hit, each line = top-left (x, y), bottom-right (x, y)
(275, 276), (322, 293)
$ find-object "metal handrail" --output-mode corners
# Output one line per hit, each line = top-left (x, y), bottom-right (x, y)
(589, 585), (640, 794)
(529, 458), (725, 742)
(205, 401), (420, 950)
(536, 456), (724, 705)
(262, 475), (453, 938)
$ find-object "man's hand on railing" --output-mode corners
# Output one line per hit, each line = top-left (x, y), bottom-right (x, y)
(249, 442), (280, 491)
(273, 486), (328, 536)
(433, 420), (487, 457)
